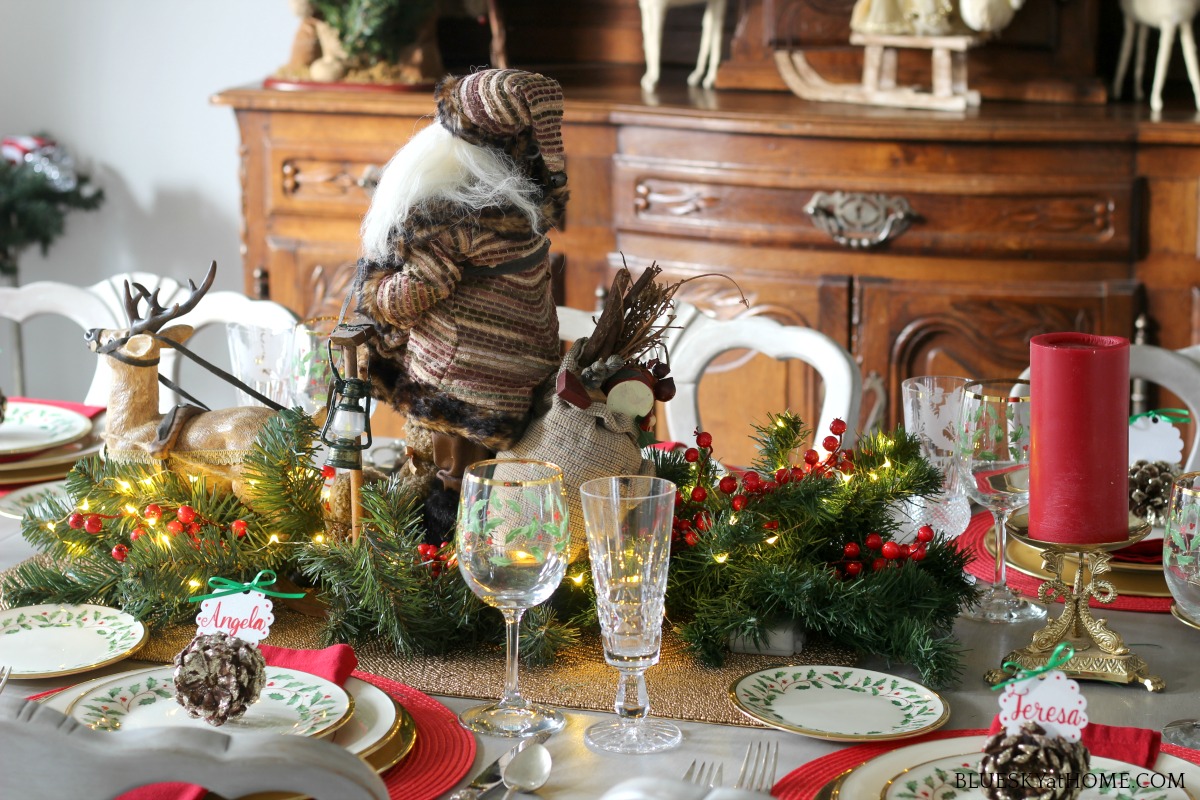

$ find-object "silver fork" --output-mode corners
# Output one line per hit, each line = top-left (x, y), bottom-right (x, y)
(682, 759), (723, 788)
(734, 741), (779, 792)
(0, 665), (11, 695)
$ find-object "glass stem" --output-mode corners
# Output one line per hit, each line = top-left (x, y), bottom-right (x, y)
(500, 608), (525, 707)
(993, 507), (1010, 593)
(614, 667), (649, 723)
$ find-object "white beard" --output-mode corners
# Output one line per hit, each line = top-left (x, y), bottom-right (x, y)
(360, 124), (543, 262)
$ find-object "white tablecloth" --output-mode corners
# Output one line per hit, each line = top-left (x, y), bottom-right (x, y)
(3, 512), (1199, 798)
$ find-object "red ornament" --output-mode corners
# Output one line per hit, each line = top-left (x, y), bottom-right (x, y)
(916, 525), (935, 543)
(838, 460), (854, 474)
(718, 475), (738, 494)
(684, 448), (700, 463)
(111, 544), (129, 562)
(911, 545), (928, 561)
(843, 542), (861, 559)
(897, 543), (910, 560)
(231, 519), (248, 538)
(144, 504), (162, 521)
(684, 531), (699, 547)
(803, 449), (820, 466)
(675, 490), (685, 506)
(696, 431), (713, 449)
(694, 511), (711, 531)
(791, 466), (806, 481)
(830, 418), (848, 436)
(822, 435), (840, 452)
(762, 480), (778, 494)
(845, 561), (863, 577)
(881, 541), (901, 560)
(186, 521), (201, 536)
(690, 485), (708, 503)
(676, 518), (692, 531)
(84, 515), (103, 535)
(775, 467), (791, 484)
(865, 532), (883, 551)
(763, 520), (779, 530)
(731, 495), (747, 512)
(742, 471), (761, 488)
(68, 512), (85, 530)
(321, 464), (336, 479)
(166, 519), (184, 535)
(872, 557), (887, 572)
(130, 528), (146, 542)
(176, 505), (197, 525)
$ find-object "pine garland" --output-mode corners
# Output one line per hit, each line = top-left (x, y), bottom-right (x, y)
(1, 409), (975, 685)
(0, 155), (103, 276)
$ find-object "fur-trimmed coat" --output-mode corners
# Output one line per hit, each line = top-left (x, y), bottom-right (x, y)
(357, 189), (566, 449)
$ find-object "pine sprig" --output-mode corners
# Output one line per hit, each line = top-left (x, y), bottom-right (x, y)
(0, 156), (104, 275)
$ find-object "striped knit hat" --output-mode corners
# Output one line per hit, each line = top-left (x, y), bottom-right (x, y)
(435, 69), (566, 183)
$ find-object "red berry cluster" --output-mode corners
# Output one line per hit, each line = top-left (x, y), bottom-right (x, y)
(673, 429), (722, 547)
(835, 525), (935, 579)
(416, 542), (453, 577)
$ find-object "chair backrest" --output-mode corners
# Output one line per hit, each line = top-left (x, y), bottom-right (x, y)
(557, 305), (596, 343)
(0, 695), (387, 800)
(1018, 343), (1200, 470)
(664, 302), (863, 448)
(0, 280), (122, 404)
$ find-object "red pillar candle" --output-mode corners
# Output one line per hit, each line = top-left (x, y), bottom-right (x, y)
(1029, 332), (1130, 544)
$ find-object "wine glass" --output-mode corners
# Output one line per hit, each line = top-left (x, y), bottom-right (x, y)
(956, 379), (1046, 623)
(579, 475), (682, 754)
(456, 459), (570, 737)
(1162, 471), (1200, 747)
(900, 376), (972, 539)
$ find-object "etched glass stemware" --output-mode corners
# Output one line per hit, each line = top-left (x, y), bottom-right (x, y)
(1163, 471), (1200, 748)
(580, 475), (682, 754)
(900, 375), (972, 539)
(456, 459), (569, 737)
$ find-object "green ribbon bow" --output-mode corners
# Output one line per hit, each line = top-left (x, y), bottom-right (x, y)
(990, 643), (1075, 691)
(1130, 408), (1191, 425)
(188, 570), (306, 603)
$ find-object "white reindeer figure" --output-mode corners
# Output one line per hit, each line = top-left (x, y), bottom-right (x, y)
(85, 263), (277, 498)
(1113, 0), (1200, 112)
(639, 0), (728, 91)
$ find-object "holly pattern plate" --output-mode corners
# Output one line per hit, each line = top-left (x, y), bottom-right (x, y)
(883, 752), (1191, 800)
(67, 666), (354, 738)
(730, 665), (949, 741)
(0, 402), (93, 457)
(0, 604), (146, 678)
(0, 479), (69, 520)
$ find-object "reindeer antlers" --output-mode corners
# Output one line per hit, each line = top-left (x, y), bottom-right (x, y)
(122, 261), (217, 335)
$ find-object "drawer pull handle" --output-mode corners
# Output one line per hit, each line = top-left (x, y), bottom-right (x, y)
(805, 191), (917, 249)
(357, 165), (383, 195)
(634, 182), (718, 216)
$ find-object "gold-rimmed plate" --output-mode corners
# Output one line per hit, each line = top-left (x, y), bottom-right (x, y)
(0, 402), (93, 457)
(0, 603), (147, 679)
(65, 666), (354, 739)
(730, 665), (950, 742)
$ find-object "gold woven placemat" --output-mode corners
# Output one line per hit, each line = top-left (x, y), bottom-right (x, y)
(2, 559), (857, 728)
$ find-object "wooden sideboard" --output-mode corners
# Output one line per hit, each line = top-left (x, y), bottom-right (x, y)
(213, 81), (1200, 464)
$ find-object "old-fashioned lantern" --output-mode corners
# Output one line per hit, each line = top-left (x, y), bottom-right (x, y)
(318, 324), (375, 540)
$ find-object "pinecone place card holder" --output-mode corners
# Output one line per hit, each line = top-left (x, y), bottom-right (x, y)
(174, 570), (304, 726)
(983, 648), (1091, 800)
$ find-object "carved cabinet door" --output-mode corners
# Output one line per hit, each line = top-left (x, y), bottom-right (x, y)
(855, 276), (1138, 429)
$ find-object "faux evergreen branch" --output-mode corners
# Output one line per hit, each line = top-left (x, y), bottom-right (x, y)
(0, 158), (103, 275)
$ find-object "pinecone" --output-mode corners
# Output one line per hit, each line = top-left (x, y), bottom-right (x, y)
(980, 722), (1090, 800)
(173, 632), (266, 727)
(1129, 459), (1177, 526)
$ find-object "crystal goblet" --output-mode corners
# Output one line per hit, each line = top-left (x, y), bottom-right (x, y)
(900, 375), (972, 539)
(956, 379), (1046, 623)
(456, 459), (569, 737)
(580, 475), (682, 754)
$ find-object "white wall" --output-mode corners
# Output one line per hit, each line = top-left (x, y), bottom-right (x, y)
(0, 0), (297, 404)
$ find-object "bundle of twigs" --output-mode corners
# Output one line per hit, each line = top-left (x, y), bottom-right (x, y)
(579, 262), (678, 367)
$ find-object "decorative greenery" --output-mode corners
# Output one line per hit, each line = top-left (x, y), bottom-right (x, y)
(311, 0), (440, 64)
(1, 409), (976, 686)
(0, 143), (103, 276)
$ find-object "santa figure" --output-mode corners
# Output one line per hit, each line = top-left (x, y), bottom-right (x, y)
(357, 69), (568, 531)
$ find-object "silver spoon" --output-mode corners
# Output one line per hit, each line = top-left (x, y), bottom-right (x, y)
(499, 742), (552, 799)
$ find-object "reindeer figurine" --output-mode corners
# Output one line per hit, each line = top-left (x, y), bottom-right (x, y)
(86, 263), (278, 498)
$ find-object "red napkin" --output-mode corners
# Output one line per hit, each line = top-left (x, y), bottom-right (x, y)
(7, 396), (106, 420)
(1112, 538), (1163, 564)
(988, 716), (1162, 769)
(113, 644), (359, 800)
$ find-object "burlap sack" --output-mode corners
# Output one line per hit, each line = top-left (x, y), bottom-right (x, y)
(499, 339), (654, 562)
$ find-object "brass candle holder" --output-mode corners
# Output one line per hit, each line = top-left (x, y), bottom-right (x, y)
(983, 511), (1164, 692)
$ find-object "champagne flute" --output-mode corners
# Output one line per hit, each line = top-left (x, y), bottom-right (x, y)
(456, 459), (569, 737)
(580, 475), (682, 754)
(957, 379), (1046, 623)
(1162, 471), (1200, 747)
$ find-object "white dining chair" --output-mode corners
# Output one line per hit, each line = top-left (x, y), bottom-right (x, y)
(1020, 342), (1200, 471)
(663, 302), (863, 448)
(0, 694), (387, 800)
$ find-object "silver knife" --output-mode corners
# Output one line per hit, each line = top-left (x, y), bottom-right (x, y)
(447, 732), (552, 800)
